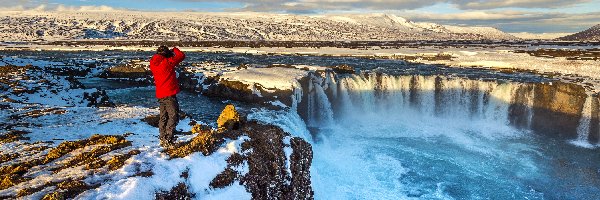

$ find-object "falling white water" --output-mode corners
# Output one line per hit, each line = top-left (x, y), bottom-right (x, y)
(524, 85), (536, 129)
(314, 82), (334, 127)
(319, 74), (532, 125)
(291, 81), (303, 110)
(306, 75), (334, 127)
(571, 95), (595, 148)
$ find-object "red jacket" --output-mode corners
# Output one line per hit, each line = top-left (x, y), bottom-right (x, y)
(149, 47), (186, 99)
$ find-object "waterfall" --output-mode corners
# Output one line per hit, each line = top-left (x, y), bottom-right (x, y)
(314, 81), (334, 127)
(525, 85), (535, 129)
(328, 74), (528, 122)
(276, 72), (600, 199)
(571, 95), (595, 148)
(290, 72), (600, 147)
(291, 81), (303, 110)
(305, 74), (334, 128)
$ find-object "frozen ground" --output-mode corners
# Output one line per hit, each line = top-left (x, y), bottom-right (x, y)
(0, 59), (252, 199)
(0, 104), (250, 199)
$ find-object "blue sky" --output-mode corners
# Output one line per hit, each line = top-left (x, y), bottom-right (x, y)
(2, 0), (599, 33)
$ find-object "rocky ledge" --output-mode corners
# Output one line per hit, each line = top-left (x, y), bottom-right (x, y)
(1, 103), (314, 199)
(155, 105), (314, 199)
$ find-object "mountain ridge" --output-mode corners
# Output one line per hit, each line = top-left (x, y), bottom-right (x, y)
(0, 11), (518, 41)
(559, 24), (600, 41)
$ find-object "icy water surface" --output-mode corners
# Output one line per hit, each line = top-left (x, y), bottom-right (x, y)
(306, 112), (600, 199)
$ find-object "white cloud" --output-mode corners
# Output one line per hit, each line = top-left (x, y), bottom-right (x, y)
(54, 5), (119, 12)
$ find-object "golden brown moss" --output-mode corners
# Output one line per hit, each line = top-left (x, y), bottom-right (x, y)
(42, 191), (64, 200)
(16, 181), (54, 198)
(54, 140), (131, 173)
(0, 153), (19, 164)
(44, 135), (128, 164)
(0, 135), (131, 191)
(191, 123), (212, 135)
(0, 130), (29, 144)
(166, 131), (222, 158)
(0, 174), (28, 190)
(35, 180), (93, 200)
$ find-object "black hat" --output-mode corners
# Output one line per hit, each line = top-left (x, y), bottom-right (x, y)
(157, 46), (173, 57)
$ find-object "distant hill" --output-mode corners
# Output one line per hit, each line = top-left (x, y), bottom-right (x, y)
(559, 25), (600, 41)
(509, 32), (572, 40)
(0, 11), (517, 41)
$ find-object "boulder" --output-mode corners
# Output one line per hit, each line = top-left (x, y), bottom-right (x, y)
(83, 89), (114, 107)
(217, 104), (241, 130)
(99, 64), (152, 84)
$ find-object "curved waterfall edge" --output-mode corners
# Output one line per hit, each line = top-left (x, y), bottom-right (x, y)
(292, 71), (600, 147)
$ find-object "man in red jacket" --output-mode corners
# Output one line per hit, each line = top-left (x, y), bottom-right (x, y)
(150, 46), (186, 147)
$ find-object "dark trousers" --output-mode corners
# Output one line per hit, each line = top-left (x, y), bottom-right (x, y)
(158, 95), (179, 142)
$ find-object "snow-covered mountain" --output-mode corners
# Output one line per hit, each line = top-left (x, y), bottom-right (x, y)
(559, 24), (600, 41)
(0, 11), (517, 41)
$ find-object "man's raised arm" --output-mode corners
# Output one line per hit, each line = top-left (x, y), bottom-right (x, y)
(166, 47), (186, 66)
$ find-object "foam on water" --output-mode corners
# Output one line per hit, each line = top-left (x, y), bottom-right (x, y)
(310, 102), (546, 199)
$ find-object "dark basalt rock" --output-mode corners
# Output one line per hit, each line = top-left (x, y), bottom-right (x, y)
(514, 48), (600, 61)
(203, 79), (294, 108)
(330, 64), (355, 74)
(216, 121), (313, 200)
(178, 72), (202, 92)
(83, 89), (114, 107)
(45, 65), (92, 77)
(203, 80), (255, 101)
(289, 137), (314, 200)
(239, 122), (290, 199)
(99, 64), (153, 84)
(155, 183), (195, 200)
(194, 105), (315, 199)
(210, 168), (238, 189)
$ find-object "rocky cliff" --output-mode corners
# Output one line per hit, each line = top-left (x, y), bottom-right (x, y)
(155, 105), (315, 199)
